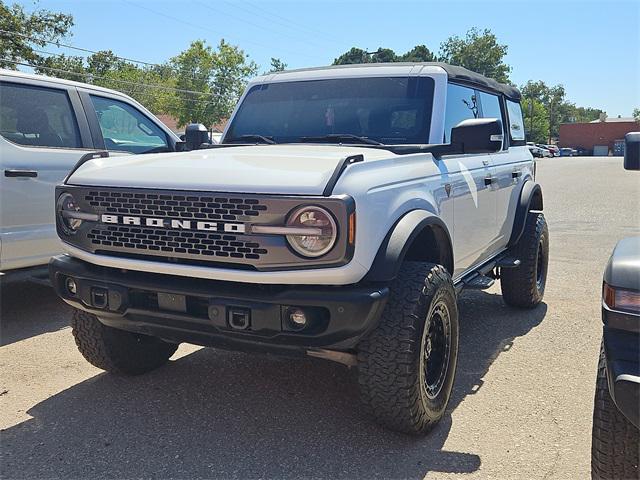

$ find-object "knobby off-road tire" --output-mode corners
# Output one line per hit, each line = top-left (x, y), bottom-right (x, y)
(357, 262), (459, 435)
(71, 309), (178, 375)
(501, 212), (549, 308)
(591, 342), (639, 480)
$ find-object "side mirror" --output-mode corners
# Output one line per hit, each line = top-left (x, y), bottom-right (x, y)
(450, 118), (503, 154)
(624, 132), (640, 170)
(184, 123), (209, 151)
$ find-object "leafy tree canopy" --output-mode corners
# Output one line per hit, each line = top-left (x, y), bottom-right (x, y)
(0, 0), (73, 69)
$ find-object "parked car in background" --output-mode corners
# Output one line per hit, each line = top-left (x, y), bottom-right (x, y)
(559, 148), (577, 157)
(576, 147), (592, 156)
(0, 69), (181, 274)
(536, 144), (559, 157)
(528, 145), (551, 158)
(591, 132), (639, 480)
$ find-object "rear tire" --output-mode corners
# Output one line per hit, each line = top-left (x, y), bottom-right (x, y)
(71, 309), (178, 375)
(357, 262), (459, 435)
(591, 342), (639, 479)
(501, 212), (549, 308)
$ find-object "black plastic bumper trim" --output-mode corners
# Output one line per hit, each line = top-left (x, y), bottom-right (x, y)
(603, 326), (640, 428)
(50, 255), (388, 353)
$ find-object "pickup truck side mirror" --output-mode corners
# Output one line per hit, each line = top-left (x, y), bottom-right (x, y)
(450, 118), (503, 154)
(184, 123), (210, 151)
(624, 132), (640, 170)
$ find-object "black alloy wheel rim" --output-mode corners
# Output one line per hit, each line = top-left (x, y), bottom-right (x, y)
(421, 301), (451, 400)
(536, 239), (546, 291)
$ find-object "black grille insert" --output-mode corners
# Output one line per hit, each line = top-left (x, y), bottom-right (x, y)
(85, 191), (267, 222)
(88, 225), (267, 260)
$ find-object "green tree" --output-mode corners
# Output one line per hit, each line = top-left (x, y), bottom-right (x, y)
(438, 28), (511, 83)
(521, 97), (549, 144)
(398, 45), (436, 62)
(333, 47), (370, 65)
(34, 52), (85, 80)
(169, 39), (257, 128)
(634, 108), (640, 121)
(0, 1), (73, 69)
(267, 57), (287, 73)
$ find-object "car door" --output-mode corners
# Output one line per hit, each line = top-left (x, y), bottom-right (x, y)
(487, 96), (530, 252)
(439, 83), (497, 277)
(78, 91), (174, 157)
(0, 80), (93, 271)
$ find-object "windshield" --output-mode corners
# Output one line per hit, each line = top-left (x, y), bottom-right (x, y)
(224, 76), (435, 145)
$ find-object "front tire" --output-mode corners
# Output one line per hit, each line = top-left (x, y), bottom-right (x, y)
(501, 212), (549, 308)
(591, 342), (639, 480)
(357, 262), (459, 435)
(71, 309), (179, 375)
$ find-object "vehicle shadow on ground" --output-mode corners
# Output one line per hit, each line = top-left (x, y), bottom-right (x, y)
(1, 289), (546, 479)
(0, 279), (72, 347)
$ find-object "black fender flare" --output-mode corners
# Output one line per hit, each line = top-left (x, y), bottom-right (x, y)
(363, 210), (453, 283)
(508, 180), (544, 247)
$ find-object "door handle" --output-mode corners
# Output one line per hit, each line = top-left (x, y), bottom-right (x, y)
(484, 176), (493, 186)
(4, 169), (38, 178)
(512, 171), (522, 178)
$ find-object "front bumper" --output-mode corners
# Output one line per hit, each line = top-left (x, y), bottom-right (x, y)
(50, 255), (388, 354)
(602, 308), (640, 428)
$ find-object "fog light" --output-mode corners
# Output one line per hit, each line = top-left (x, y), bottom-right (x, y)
(65, 277), (77, 295)
(289, 308), (307, 329)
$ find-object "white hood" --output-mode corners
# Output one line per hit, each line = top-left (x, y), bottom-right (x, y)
(68, 145), (391, 195)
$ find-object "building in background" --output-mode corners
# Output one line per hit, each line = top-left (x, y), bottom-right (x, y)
(559, 116), (639, 156)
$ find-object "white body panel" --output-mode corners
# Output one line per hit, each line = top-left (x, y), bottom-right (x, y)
(68, 145), (391, 195)
(0, 69), (179, 272)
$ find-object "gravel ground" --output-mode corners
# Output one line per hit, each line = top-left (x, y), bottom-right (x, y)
(1, 156), (639, 479)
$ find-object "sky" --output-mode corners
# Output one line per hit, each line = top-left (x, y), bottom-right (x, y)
(23, 0), (640, 117)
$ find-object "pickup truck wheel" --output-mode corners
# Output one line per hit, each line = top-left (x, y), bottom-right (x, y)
(591, 341), (639, 479)
(501, 212), (549, 308)
(357, 262), (459, 435)
(71, 309), (178, 375)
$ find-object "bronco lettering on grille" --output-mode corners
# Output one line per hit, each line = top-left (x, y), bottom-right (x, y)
(100, 214), (246, 233)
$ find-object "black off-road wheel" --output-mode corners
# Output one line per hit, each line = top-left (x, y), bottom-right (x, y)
(591, 342), (639, 480)
(357, 262), (459, 435)
(501, 212), (549, 308)
(71, 309), (179, 375)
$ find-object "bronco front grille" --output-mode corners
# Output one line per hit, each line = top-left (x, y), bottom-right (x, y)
(84, 191), (267, 222)
(57, 186), (352, 271)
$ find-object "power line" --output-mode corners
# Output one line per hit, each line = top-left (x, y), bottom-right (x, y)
(0, 29), (164, 68)
(238, 0), (341, 45)
(121, 0), (307, 58)
(1, 58), (216, 101)
(193, 0), (326, 50)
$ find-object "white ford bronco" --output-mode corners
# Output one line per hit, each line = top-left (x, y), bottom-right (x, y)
(50, 63), (548, 435)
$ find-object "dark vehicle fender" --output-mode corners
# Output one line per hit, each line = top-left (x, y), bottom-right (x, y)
(507, 180), (544, 247)
(363, 210), (453, 283)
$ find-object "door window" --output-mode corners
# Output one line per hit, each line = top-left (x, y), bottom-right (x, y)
(506, 100), (526, 142)
(443, 83), (479, 143)
(90, 95), (168, 154)
(0, 82), (81, 148)
(478, 91), (504, 149)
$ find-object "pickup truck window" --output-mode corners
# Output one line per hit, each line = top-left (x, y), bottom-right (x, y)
(0, 82), (81, 149)
(225, 76), (434, 145)
(90, 95), (169, 154)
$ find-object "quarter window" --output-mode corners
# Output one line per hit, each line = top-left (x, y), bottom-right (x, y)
(443, 84), (479, 143)
(90, 95), (168, 154)
(0, 82), (81, 149)
(506, 100), (526, 142)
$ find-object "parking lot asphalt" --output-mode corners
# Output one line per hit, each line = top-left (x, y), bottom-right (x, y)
(1, 156), (639, 480)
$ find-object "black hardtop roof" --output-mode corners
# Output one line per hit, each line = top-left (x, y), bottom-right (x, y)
(271, 62), (521, 101)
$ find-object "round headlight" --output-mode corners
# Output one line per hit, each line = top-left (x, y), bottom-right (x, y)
(286, 206), (337, 258)
(57, 193), (82, 233)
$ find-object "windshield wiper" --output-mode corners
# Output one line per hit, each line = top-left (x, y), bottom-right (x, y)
(227, 134), (275, 144)
(300, 134), (383, 146)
